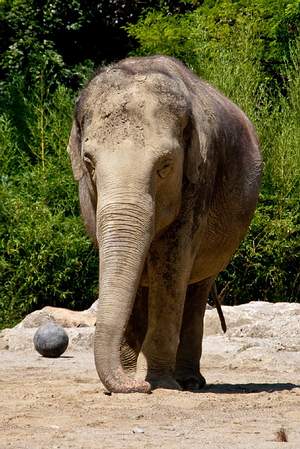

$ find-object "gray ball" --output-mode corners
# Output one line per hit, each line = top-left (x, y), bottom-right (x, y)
(33, 322), (69, 358)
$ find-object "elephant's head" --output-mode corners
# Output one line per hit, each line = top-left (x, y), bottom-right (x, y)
(67, 57), (213, 393)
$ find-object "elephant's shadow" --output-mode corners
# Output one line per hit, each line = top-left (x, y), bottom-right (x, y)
(200, 382), (299, 394)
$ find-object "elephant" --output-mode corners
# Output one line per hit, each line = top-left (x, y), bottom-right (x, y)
(67, 55), (262, 394)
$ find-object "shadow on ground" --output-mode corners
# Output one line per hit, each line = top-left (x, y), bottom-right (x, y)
(203, 382), (299, 394)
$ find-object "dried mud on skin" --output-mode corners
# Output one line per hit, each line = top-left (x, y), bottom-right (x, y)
(0, 349), (299, 449)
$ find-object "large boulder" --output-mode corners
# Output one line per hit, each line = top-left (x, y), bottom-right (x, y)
(1, 301), (299, 364)
(204, 301), (300, 340)
(16, 301), (98, 329)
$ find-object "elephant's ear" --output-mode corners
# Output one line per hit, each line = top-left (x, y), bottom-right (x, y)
(67, 119), (97, 245)
(184, 115), (211, 184)
(67, 120), (85, 181)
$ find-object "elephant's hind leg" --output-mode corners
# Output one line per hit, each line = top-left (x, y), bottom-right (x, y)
(175, 277), (214, 391)
(121, 287), (148, 374)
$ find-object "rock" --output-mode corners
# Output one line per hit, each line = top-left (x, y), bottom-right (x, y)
(33, 323), (69, 358)
(87, 300), (99, 312)
(1, 301), (299, 367)
(204, 301), (300, 339)
(17, 305), (97, 329)
(132, 427), (145, 434)
(0, 329), (9, 350)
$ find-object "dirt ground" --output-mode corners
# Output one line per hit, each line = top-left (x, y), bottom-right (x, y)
(1, 342), (299, 449)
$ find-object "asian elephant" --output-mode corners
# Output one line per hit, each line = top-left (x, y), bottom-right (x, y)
(67, 55), (262, 393)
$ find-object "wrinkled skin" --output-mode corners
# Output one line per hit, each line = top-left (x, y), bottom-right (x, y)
(68, 56), (262, 393)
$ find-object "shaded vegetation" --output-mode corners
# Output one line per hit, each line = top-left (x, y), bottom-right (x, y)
(0, 0), (299, 328)
(0, 0), (196, 88)
(0, 81), (98, 327)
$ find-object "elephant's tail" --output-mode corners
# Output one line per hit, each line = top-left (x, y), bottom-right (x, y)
(210, 282), (228, 334)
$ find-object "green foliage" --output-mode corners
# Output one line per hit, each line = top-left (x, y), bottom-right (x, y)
(262, 44), (300, 199)
(0, 82), (98, 329)
(0, 0), (195, 88)
(220, 196), (299, 304)
(127, 0), (300, 88)
(0, 186), (98, 328)
(0, 77), (76, 171)
(0, 0), (299, 328)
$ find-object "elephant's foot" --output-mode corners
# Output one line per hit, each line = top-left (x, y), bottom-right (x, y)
(102, 367), (152, 394)
(146, 373), (182, 391)
(176, 372), (206, 391)
(136, 352), (181, 391)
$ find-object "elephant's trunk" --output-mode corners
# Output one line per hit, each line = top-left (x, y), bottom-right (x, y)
(94, 190), (153, 393)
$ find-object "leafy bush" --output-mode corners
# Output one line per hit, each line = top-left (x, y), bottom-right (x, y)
(0, 0), (299, 329)
(220, 196), (299, 304)
(0, 82), (98, 329)
(0, 0), (196, 89)
(0, 185), (98, 328)
(127, 0), (300, 89)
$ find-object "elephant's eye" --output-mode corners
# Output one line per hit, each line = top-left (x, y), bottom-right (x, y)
(157, 162), (172, 179)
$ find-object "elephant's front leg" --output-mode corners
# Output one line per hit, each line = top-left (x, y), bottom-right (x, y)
(175, 277), (214, 390)
(136, 240), (190, 390)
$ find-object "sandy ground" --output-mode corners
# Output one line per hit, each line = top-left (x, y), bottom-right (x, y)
(1, 336), (300, 449)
